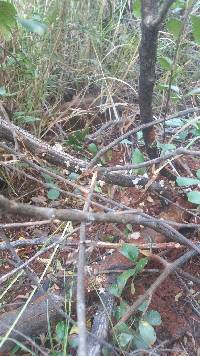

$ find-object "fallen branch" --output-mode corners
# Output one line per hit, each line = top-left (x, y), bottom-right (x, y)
(0, 235), (61, 250)
(0, 117), (85, 171)
(0, 293), (63, 353)
(87, 291), (114, 356)
(88, 109), (200, 168)
(1, 108), (200, 177)
(77, 172), (97, 355)
(0, 220), (52, 229)
(0, 142), (164, 190)
(100, 148), (200, 172)
(0, 195), (199, 255)
(0, 238), (184, 252)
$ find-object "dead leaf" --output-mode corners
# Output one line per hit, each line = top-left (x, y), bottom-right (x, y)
(175, 292), (183, 302)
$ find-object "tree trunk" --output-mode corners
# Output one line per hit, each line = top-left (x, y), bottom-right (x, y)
(138, 0), (175, 158)
(139, 22), (159, 158)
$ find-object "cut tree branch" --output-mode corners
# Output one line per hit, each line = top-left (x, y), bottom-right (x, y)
(0, 194), (199, 255)
(1, 108), (200, 177)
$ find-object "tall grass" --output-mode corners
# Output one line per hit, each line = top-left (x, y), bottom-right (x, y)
(0, 0), (139, 133)
(2, 1), (200, 130)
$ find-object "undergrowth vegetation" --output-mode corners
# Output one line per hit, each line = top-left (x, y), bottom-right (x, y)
(0, 0), (200, 355)
(1, 1), (200, 123)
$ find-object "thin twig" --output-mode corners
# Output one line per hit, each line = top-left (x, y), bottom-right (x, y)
(0, 226), (82, 285)
(0, 194), (199, 255)
(88, 108), (200, 168)
(77, 172), (97, 355)
(0, 237), (185, 252)
(0, 220), (52, 229)
(0, 143), (130, 209)
(99, 148), (200, 172)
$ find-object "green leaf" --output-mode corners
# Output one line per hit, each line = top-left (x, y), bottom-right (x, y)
(87, 143), (98, 155)
(117, 269), (136, 290)
(125, 224), (133, 232)
(131, 148), (145, 164)
(47, 188), (60, 200)
(171, 0), (186, 11)
(137, 300), (149, 312)
(159, 56), (172, 71)
(120, 244), (139, 262)
(102, 347), (110, 356)
(191, 15), (200, 45)
(186, 87), (200, 97)
(55, 321), (66, 342)
(134, 258), (148, 275)
(94, 183), (102, 193)
(131, 148), (145, 175)
(114, 322), (131, 335)
(103, 235), (115, 242)
(115, 301), (129, 321)
(187, 191), (200, 205)
(105, 149), (113, 161)
(110, 257), (148, 298)
(196, 169), (200, 179)
(159, 83), (181, 100)
(139, 321), (156, 346)
(120, 139), (132, 145)
(124, 224), (133, 237)
(160, 84), (180, 94)
(159, 143), (176, 155)
(166, 18), (182, 39)
(132, 0), (141, 18)
(0, 87), (7, 96)
(136, 131), (144, 142)
(68, 172), (80, 181)
(108, 282), (121, 297)
(117, 333), (133, 348)
(21, 115), (40, 123)
(0, 1), (17, 37)
(41, 173), (53, 183)
(109, 268), (136, 297)
(176, 177), (200, 187)
(144, 310), (162, 326)
(68, 334), (79, 349)
(66, 128), (89, 150)
(17, 18), (47, 35)
(165, 118), (184, 127)
(132, 332), (149, 349)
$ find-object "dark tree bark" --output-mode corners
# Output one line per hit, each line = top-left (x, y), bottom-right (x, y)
(139, 0), (175, 158)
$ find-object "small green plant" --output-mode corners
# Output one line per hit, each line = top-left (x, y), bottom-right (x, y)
(0, 1), (47, 39)
(108, 244), (161, 351)
(13, 112), (41, 124)
(176, 169), (200, 205)
(64, 128), (89, 152)
(114, 304), (162, 350)
(41, 172), (60, 200)
(108, 245), (148, 298)
(131, 148), (146, 175)
(164, 118), (200, 142)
